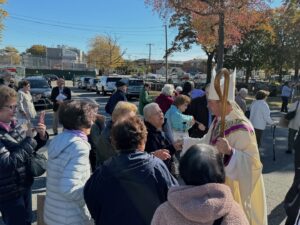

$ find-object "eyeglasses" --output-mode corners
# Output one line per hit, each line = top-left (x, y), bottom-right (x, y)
(1, 105), (18, 111)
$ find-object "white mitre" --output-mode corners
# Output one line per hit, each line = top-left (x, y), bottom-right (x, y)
(208, 68), (236, 103)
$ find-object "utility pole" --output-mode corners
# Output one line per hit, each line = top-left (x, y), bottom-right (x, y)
(146, 43), (153, 76)
(165, 24), (168, 83)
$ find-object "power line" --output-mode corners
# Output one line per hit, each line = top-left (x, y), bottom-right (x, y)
(10, 13), (164, 30)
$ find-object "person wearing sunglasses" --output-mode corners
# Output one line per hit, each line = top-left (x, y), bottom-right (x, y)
(0, 85), (48, 225)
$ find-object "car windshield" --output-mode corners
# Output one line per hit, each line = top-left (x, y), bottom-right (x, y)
(29, 79), (50, 88)
(107, 77), (122, 82)
(129, 80), (143, 85)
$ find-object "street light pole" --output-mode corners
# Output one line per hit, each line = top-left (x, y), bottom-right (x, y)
(165, 24), (168, 83)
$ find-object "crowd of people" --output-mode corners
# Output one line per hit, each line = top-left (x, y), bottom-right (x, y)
(0, 70), (300, 225)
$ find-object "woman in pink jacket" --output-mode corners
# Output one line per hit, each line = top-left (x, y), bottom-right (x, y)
(151, 144), (249, 225)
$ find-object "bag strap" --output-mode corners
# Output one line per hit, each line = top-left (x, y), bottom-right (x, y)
(213, 216), (224, 225)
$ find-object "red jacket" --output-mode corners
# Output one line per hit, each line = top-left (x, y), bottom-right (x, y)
(155, 94), (174, 114)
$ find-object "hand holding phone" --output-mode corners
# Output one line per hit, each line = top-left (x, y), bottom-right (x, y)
(39, 111), (46, 125)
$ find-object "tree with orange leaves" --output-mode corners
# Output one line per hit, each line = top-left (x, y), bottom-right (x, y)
(145, 0), (269, 72)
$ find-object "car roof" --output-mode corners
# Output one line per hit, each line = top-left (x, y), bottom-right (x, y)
(25, 76), (47, 80)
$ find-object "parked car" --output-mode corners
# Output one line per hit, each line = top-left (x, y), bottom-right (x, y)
(87, 78), (99, 91)
(121, 78), (144, 100)
(43, 74), (59, 81)
(24, 76), (53, 109)
(78, 76), (93, 89)
(96, 76), (124, 95)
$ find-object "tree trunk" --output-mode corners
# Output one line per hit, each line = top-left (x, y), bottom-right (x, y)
(206, 52), (214, 84)
(216, 3), (225, 71)
(295, 56), (299, 81)
(245, 67), (252, 84)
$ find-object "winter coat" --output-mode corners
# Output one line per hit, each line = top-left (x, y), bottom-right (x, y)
(249, 100), (274, 130)
(0, 122), (47, 203)
(88, 117), (106, 171)
(17, 90), (37, 122)
(95, 120), (117, 166)
(44, 131), (92, 225)
(165, 105), (193, 132)
(151, 184), (249, 225)
(139, 87), (152, 115)
(155, 93), (174, 114)
(288, 100), (300, 131)
(84, 151), (178, 225)
(105, 89), (127, 114)
(185, 95), (209, 138)
(144, 121), (176, 171)
(284, 130), (300, 225)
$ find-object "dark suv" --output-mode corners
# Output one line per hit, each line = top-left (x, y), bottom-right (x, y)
(121, 78), (144, 100)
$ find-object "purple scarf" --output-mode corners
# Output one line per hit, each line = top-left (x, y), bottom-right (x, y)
(64, 129), (88, 141)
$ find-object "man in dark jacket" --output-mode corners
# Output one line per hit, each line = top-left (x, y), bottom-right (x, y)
(105, 80), (127, 115)
(0, 85), (48, 225)
(284, 129), (300, 225)
(84, 116), (177, 225)
(50, 78), (71, 135)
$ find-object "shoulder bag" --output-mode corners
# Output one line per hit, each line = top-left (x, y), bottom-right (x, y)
(0, 131), (47, 177)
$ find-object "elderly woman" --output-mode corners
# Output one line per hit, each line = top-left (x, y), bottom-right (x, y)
(84, 116), (178, 225)
(96, 101), (138, 165)
(249, 90), (275, 148)
(235, 88), (248, 113)
(143, 103), (181, 175)
(151, 144), (249, 225)
(155, 84), (175, 114)
(0, 85), (48, 225)
(44, 100), (98, 225)
(17, 80), (37, 125)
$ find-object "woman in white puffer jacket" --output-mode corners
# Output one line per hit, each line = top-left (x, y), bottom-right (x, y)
(44, 100), (98, 225)
(249, 90), (275, 148)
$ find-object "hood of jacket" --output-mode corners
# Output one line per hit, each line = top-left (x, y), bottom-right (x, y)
(167, 184), (234, 223)
(48, 131), (90, 159)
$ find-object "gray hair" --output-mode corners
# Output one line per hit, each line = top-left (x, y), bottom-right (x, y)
(143, 102), (160, 121)
(161, 84), (174, 96)
(239, 88), (248, 98)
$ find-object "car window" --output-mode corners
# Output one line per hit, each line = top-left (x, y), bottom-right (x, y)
(129, 80), (143, 85)
(107, 77), (122, 82)
(84, 78), (91, 82)
(28, 79), (50, 88)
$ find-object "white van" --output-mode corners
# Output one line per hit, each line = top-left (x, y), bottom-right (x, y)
(96, 75), (125, 95)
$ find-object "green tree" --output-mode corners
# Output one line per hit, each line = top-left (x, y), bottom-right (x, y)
(145, 0), (268, 71)
(224, 29), (273, 83)
(1, 46), (20, 64)
(26, 45), (46, 56)
(0, 0), (7, 40)
(87, 35), (125, 74)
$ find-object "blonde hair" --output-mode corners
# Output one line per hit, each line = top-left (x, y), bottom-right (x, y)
(112, 101), (137, 122)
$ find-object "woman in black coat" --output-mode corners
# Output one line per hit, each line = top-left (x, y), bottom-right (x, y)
(0, 86), (48, 225)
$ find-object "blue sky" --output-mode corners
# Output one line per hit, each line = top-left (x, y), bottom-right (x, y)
(1, 0), (283, 61)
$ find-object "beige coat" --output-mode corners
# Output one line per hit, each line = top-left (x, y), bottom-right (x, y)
(17, 90), (36, 122)
(151, 184), (249, 225)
